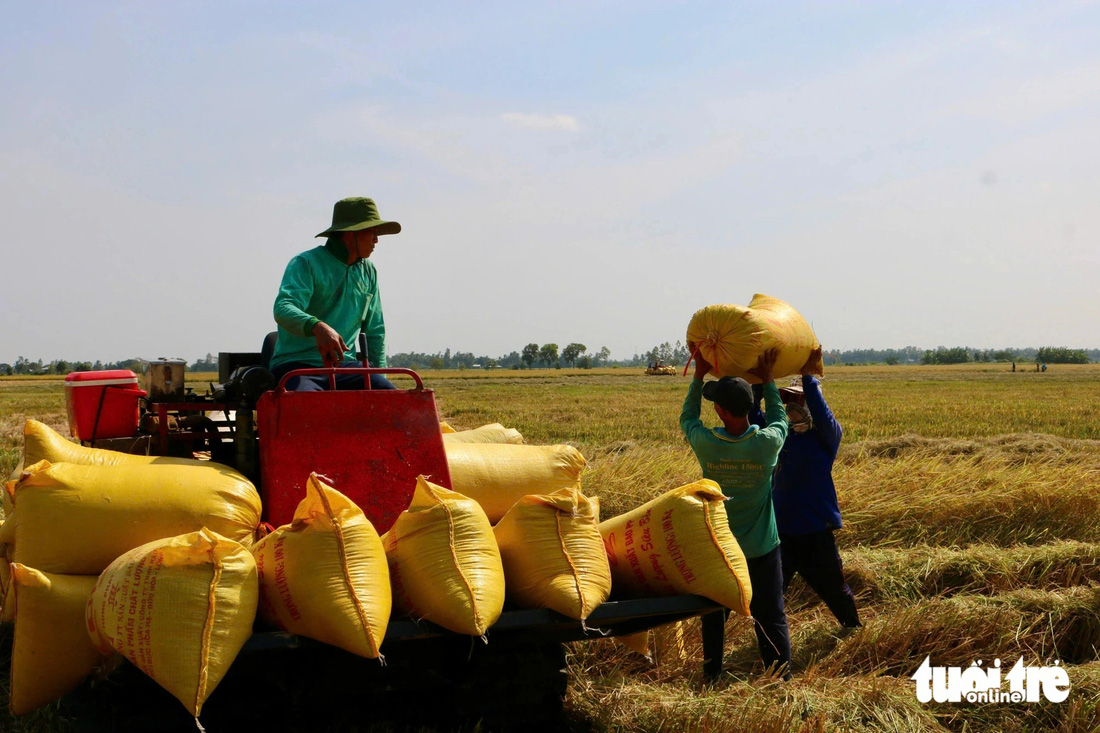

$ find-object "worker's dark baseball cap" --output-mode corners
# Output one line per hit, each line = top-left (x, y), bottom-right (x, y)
(702, 376), (754, 417)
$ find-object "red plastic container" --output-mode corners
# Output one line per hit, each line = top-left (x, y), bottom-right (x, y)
(64, 370), (147, 440)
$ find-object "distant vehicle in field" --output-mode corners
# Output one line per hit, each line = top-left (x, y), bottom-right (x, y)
(645, 360), (676, 376)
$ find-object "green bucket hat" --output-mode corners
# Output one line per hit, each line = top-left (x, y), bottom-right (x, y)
(315, 197), (402, 238)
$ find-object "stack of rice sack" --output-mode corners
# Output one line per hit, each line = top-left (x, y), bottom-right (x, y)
(2, 419), (262, 720)
(686, 294), (822, 382)
(379, 423), (612, 631)
(424, 422), (756, 630)
(2, 413), (760, 718)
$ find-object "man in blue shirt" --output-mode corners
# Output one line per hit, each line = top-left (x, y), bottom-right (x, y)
(751, 347), (861, 629)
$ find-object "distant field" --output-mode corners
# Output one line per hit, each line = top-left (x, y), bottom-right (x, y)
(2, 363), (1099, 731)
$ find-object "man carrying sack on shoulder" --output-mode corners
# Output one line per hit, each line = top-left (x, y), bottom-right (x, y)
(680, 345), (792, 680)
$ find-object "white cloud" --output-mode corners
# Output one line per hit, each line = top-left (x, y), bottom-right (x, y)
(501, 112), (580, 131)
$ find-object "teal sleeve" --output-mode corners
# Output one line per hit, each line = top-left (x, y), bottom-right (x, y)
(274, 256), (320, 337)
(680, 378), (706, 442)
(758, 382), (789, 448)
(363, 275), (386, 367)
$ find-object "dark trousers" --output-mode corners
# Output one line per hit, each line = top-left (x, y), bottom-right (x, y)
(746, 546), (792, 679)
(272, 360), (396, 392)
(780, 529), (861, 628)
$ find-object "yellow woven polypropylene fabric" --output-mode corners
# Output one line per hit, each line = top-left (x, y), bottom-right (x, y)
(686, 294), (822, 382)
(0, 531), (12, 623)
(1, 460), (261, 575)
(442, 423), (524, 445)
(444, 443), (586, 523)
(615, 630), (651, 658)
(599, 480), (752, 616)
(493, 488), (610, 621)
(253, 474), (390, 659)
(8, 565), (107, 715)
(382, 476), (504, 636)
(85, 529), (258, 718)
(22, 419), (245, 474)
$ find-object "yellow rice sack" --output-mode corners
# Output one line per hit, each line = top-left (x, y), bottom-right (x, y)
(442, 423), (524, 445)
(86, 529), (258, 718)
(0, 460), (261, 575)
(0, 529), (12, 623)
(599, 480), (752, 616)
(22, 418), (244, 473)
(686, 294), (823, 382)
(382, 476), (504, 636)
(8, 565), (108, 715)
(444, 443), (586, 523)
(493, 488), (610, 621)
(439, 421), (457, 434)
(615, 631), (651, 659)
(4, 462), (21, 518)
(253, 474), (390, 659)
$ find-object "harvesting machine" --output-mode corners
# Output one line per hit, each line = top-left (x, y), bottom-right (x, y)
(645, 360), (677, 376)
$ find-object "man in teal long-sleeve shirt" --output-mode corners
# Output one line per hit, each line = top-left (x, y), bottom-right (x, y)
(681, 345), (791, 679)
(271, 197), (398, 391)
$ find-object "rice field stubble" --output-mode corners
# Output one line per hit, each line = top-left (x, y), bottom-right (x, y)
(0, 364), (1098, 731)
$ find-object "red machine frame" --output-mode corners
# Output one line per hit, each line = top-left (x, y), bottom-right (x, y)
(256, 367), (451, 533)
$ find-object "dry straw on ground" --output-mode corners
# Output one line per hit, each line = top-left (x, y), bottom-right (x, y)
(1, 363), (1099, 731)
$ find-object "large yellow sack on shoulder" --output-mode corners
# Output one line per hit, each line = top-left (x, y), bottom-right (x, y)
(8, 565), (109, 715)
(1, 460), (261, 575)
(686, 294), (823, 382)
(22, 418), (244, 474)
(445, 443), (586, 523)
(253, 473), (390, 659)
(86, 529), (258, 718)
(382, 476), (504, 636)
(442, 423), (524, 445)
(493, 488), (610, 621)
(599, 480), (752, 616)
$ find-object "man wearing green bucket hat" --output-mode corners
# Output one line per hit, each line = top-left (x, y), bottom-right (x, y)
(270, 197), (401, 391)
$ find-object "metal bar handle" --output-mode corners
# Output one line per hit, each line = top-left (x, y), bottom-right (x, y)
(276, 367), (425, 392)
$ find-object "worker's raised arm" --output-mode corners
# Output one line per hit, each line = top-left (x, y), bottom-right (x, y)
(797, 348), (840, 453)
(748, 349), (788, 449)
(680, 341), (711, 441)
(803, 375), (841, 454)
(679, 377), (706, 441)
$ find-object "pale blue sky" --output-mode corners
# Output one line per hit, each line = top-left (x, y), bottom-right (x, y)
(2, 1), (1098, 363)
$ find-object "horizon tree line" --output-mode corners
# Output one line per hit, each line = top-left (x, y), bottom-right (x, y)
(1, 344), (1095, 376)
